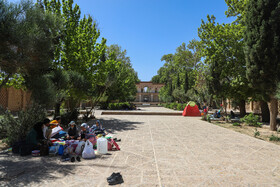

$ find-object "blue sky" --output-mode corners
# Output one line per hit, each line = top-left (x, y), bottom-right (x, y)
(10, 0), (235, 81)
(78, 0), (235, 81)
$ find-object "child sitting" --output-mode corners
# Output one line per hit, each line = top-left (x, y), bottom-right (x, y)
(91, 120), (107, 136)
(79, 123), (89, 140)
(67, 121), (78, 139)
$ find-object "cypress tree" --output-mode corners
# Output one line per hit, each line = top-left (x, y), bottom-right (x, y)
(183, 72), (189, 93)
(244, 0), (280, 130)
(176, 74), (180, 88)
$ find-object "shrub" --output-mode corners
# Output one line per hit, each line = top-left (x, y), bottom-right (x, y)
(233, 122), (241, 126)
(240, 113), (262, 127)
(121, 102), (130, 110)
(207, 114), (211, 123)
(225, 115), (230, 122)
(201, 115), (207, 121)
(176, 103), (186, 111)
(0, 104), (46, 145)
(254, 128), (260, 138)
(99, 102), (109, 109)
(165, 103), (171, 109)
(0, 114), (5, 138)
(269, 135), (280, 142)
(107, 102), (135, 110)
(108, 103), (115, 110)
(170, 103), (177, 110)
(176, 103), (182, 111)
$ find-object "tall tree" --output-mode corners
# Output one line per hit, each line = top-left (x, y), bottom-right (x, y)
(152, 41), (201, 103)
(244, 0), (280, 130)
(104, 45), (139, 102)
(225, 0), (270, 122)
(41, 0), (108, 112)
(198, 15), (250, 116)
(0, 0), (62, 105)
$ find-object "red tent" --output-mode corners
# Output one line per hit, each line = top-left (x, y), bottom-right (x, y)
(182, 101), (201, 117)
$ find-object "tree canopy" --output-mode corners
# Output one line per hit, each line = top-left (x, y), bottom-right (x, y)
(0, 0), (139, 118)
(244, 0), (280, 130)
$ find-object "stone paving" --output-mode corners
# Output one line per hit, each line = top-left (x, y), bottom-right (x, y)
(1, 107), (280, 186)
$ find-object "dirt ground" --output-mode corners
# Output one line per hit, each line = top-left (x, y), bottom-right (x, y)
(213, 121), (280, 146)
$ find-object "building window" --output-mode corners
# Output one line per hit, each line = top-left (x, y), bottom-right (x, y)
(155, 88), (157, 93)
(143, 87), (149, 93)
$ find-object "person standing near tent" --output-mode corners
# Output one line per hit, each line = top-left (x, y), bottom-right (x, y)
(202, 103), (208, 115)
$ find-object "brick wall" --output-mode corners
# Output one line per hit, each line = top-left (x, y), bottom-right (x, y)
(0, 87), (31, 111)
(226, 99), (279, 115)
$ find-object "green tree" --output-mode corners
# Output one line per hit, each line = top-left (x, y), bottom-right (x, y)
(41, 0), (108, 115)
(152, 41), (201, 103)
(244, 0), (280, 130)
(198, 15), (250, 116)
(104, 45), (139, 102)
(0, 0), (62, 105)
(225, 0), (248, 23)
(225, 0), (270, 122)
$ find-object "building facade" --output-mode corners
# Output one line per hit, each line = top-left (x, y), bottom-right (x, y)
(135, 82), (165, 103)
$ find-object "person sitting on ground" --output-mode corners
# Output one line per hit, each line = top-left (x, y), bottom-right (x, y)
(213, 110), (218, 118)
(91, 120), (107, 136)
(50, 116), (61, 129)
(78, 123), (89, 140)
(230, 110), (235, 119)
(42, 118), (52, 140)
(217, 110), (221, 118)
(67, 121), (78, 139)
(26, 122), (45, 149)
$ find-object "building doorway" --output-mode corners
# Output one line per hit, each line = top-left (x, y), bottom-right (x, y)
(143, 95), (150, 102)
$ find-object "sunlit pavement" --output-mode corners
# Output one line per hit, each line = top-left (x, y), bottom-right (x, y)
(1, 107), (280, 186)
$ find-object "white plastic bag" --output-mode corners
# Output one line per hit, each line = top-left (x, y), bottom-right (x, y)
(75, 141), (85, 155)
(82, 140), (95, 159)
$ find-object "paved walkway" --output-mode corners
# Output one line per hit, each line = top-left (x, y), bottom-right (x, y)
(1, 107), (280, 186)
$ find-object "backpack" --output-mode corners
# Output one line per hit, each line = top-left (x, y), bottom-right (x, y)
(19, 144), (34, 156)
(12, 140), (26, 154)
(40, 140), (49, 156)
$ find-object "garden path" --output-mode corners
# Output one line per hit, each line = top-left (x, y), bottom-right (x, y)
(1, 107), (280, 186)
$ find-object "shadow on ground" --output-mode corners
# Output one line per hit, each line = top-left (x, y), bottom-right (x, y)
(0, 152), (77, 186)
(98, 118), (143, 134)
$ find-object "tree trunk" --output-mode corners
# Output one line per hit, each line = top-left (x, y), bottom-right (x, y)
(212, 100), (217, 109)
(223, 99), (227, 116)
(260, 100), (270, 122)
(239, 100), (246, 117)
(54, 102), (61, 119)
(268, 97), (278, 131)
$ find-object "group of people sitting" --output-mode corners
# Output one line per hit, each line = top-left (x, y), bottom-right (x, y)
(213, 110), (222, 118)
(212, 110), (236, 119)
(25, 116), (106, 153)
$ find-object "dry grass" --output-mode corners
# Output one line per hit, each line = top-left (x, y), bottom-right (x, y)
(213, 121), (280, 146)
